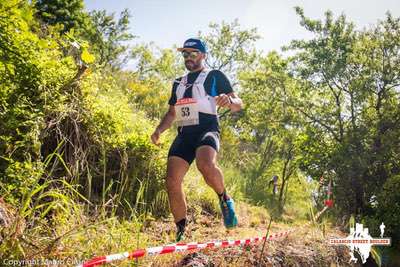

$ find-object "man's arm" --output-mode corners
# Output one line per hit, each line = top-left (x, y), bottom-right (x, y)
(151, 105), (176, 144)
(212, 70), (243, 112)
(215, 92), (243, 112)
(227, 92), (243, 112)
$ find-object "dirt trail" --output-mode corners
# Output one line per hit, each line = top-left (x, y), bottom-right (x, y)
(138, 204), (354, 267)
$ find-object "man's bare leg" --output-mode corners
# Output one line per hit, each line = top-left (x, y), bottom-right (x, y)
(166, 156), (190, 223)
(195, 145), (225, 194)
(196, 145), (238, 228)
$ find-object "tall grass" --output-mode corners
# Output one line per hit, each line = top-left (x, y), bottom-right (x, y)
(0, 132), (162, 261)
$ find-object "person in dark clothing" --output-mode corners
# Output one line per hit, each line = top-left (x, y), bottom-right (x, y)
(151, 38), (243, 241)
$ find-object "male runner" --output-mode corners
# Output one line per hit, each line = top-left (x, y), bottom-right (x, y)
(151, 38), (243, 241)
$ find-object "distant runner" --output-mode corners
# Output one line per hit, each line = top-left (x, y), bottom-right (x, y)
(151, 38), (243, 241)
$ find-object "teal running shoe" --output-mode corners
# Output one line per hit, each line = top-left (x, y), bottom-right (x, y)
(219, 198), (238, 228)
(175, 229), (185, 242)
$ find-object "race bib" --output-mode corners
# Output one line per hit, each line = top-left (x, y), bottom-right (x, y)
(175, 98), (199, 126)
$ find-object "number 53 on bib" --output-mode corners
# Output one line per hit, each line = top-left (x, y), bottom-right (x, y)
(175, 98), (199, 127)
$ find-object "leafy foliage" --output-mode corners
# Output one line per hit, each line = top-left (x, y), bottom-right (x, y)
(35, 0), (89, 33)
(1, 1), (399, 262)
(286, 8), (400, 219)
(86, 9), (135, 68)
(200, 19), (260, 84)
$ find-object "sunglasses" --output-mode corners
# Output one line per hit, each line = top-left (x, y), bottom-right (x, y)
(181, 51), (201, 59)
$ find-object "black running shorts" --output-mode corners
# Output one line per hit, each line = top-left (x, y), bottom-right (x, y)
(168, 131), (220, 164)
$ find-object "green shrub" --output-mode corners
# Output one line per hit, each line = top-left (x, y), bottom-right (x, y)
(368, 175), (400, 248)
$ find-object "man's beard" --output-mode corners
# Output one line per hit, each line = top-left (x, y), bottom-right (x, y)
(185, 60), (201, 71)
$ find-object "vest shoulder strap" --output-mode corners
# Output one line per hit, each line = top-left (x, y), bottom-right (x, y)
(194, 69), (211, 84)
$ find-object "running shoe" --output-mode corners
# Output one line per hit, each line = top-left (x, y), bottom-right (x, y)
(219, 198), (238, 228)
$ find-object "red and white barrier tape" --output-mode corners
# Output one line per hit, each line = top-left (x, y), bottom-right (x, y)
(78, 229), (293, 267)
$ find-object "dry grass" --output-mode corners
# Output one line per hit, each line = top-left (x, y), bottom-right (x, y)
(1, 194), (354, 267)
(103, 204), (352, 267)
(1, 165), (351, 267)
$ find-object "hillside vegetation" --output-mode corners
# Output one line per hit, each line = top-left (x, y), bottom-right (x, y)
(1, 1), (399, 266)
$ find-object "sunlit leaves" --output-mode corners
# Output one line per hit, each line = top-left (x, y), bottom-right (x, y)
(81, 48), (95, 64)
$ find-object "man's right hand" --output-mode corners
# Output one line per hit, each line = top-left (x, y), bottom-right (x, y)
(151, 128), (161, 145)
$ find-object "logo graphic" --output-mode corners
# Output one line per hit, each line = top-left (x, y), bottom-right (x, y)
(329, 222), (391, 263)
(184, 41), (197, 46)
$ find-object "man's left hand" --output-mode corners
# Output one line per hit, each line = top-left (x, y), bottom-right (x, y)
(215, 94), (231, 108)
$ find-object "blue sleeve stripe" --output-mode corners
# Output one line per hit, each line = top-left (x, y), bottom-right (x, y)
(211, 76), (217, 97)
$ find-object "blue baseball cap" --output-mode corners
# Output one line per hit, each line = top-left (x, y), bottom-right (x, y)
(177, 38), (207, 53)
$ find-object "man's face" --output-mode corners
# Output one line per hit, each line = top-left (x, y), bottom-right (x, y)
(182, 50), (204, 71)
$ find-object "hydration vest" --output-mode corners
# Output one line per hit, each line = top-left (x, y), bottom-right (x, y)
(175, 69), (217, 116)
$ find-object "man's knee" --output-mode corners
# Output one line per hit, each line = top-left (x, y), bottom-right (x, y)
(196, 160), (216, 176)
